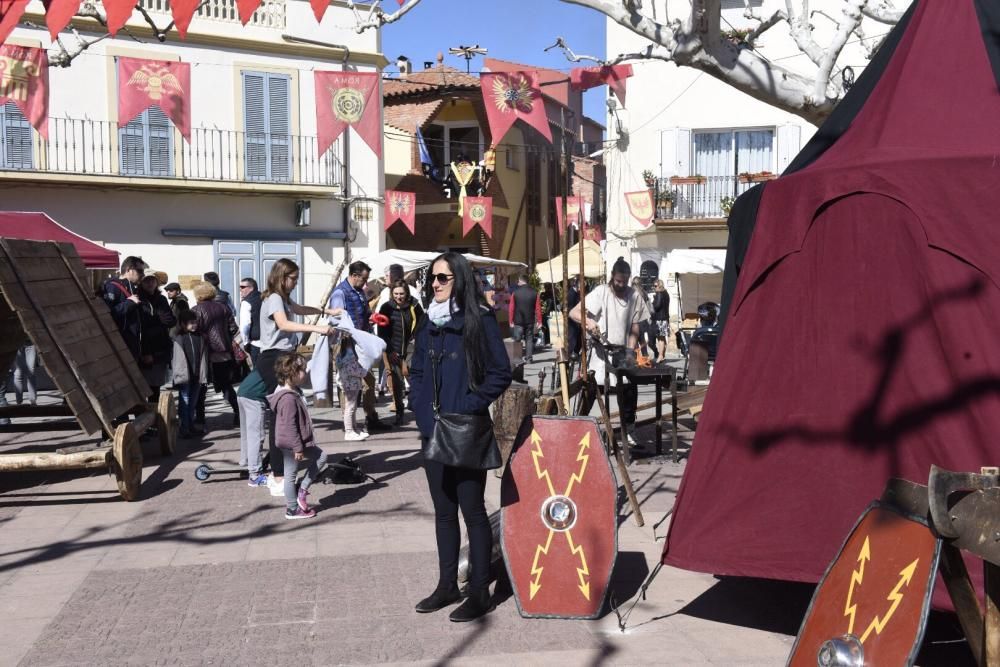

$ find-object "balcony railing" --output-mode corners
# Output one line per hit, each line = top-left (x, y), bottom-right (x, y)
(137, 0), (286, 29)
(0, 117), (343, 189)
(652, 175), (765, 220)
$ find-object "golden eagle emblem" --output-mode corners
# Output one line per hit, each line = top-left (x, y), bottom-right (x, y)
(492, 74), (534, 114)
(127, 66), (183, 101)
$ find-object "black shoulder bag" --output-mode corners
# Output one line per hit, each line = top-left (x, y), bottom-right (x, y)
(423, 340), (501, 470)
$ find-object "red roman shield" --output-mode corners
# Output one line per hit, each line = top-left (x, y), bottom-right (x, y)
(481, 71), (552, 144)
(570, 64), (633, 106)
(501, 416), (618, 619)
(118, 57), (191, 140)
(462, 196), (492, 238)
(0, 45), (48, 137)
(315, 70), (381, 159)
(384, 189), (415, 234)
(624, 190), (654, 227)
(788, 503), (940, 667)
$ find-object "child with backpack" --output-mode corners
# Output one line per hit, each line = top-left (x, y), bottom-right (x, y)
(171, 310), (208, 438)
(267, 353), (327, 519)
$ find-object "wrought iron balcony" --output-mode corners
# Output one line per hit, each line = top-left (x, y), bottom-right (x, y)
(0, 117), (343, 190)
(652, 175), (766, 220)
(136, 0), (286, 29)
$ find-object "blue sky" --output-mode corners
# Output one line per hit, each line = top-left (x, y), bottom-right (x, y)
(383, 0), (608, 123)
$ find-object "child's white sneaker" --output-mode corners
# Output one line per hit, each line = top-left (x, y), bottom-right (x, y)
(345, 430), (369, 442)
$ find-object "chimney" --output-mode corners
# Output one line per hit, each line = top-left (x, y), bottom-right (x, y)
(423, 61), (434, 70)
(396, 55), (412, 76)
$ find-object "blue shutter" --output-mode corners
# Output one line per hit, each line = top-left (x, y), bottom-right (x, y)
(119, 107), (174, 177)
(1, 102), (33, 170)
(243, 71), (292, 182)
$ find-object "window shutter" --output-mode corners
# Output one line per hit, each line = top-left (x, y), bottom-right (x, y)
(243, 71), (268, 180)
(776, 124), (801, 173)
(146, 106), (173, 176)
(2, 102), (33, 169)
(266, 73), (291, 182)
(120, 112), (146, 175)
(675, 128), (691, 177)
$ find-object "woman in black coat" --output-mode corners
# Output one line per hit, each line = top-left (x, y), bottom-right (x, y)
(377, 279), (423, 426)
(137, 274), (176, 401)
(408, 252), (512, 622)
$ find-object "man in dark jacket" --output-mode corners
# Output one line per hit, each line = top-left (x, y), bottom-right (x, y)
(508, 275), (541, 363)
(164, 282), (190, 337)
(102, 256), (147, 362)
(238, 277), (263, 364)
(204, 271), (234, 314)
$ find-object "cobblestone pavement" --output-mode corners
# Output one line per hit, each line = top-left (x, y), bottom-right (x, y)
(0, 353), (974, 666)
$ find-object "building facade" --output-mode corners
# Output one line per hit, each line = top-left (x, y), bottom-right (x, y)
(382, 56), (605, 272)
(1, 0), (386, 309)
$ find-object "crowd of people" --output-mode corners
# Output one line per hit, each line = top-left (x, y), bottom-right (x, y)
(0, 248), (670, 622)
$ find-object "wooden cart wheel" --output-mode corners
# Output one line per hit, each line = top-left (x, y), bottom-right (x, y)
(110, 423), (142, 501)
(157, 392), (178, 456)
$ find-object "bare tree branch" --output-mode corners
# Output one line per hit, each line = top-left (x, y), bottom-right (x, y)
(348, 0), (422, 33)
(862, 1), (904, 23)
(744, 8), (787, 46)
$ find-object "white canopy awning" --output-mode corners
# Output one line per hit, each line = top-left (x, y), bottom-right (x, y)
(663, 249), (726, 275)
(363, 250), (526, 277)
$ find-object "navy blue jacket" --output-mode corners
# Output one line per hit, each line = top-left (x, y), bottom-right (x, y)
(409, 308), (512, 439)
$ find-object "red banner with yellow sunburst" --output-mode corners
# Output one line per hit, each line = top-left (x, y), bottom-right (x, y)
(315, 70), (381, 159)
(384, 189), (415, 234)
(481, 71), (552, 144)
(462, 196), (493, 239)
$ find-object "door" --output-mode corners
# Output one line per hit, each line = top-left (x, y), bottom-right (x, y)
(214, 240), (303, 313)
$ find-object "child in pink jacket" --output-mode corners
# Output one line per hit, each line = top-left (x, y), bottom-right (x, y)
(267, 353), (327, 519)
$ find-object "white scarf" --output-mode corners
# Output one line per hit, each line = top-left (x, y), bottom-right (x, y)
(426, 297), (455, 327)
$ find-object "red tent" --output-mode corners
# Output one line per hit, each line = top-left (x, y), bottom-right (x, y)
(0, 212), (119, 269)
(663, 0), (1000, 607)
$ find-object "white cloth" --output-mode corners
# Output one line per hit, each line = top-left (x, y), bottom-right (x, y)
(239, 299), (252, 345)
(374, 286), (392, 314)
(426, 298), (455, 326)
(584, 284), (651, 385)
(308, 314), (386, 401)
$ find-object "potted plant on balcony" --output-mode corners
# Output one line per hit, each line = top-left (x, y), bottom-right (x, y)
(737, 170), (776, 184)
(720, 196), (735, 218)
(670, 174), (707, 186)
(656, 188), (675, 217)
(642, 169), (657, 188)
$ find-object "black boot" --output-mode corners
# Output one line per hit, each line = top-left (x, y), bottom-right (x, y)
(448, 588), (494, 622)
(366, 415), (390, 432)
(415, 583), (463, 613)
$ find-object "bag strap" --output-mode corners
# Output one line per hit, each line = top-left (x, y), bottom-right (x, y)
(429, 339), (442, 420)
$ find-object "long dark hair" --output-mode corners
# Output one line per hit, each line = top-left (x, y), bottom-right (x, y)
(422, 252), (489, 385)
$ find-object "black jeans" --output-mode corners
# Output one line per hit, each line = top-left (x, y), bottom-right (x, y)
(423, 454), (492, 592)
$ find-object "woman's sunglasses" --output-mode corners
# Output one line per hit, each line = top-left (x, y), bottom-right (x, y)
(430, 273), (454, 284)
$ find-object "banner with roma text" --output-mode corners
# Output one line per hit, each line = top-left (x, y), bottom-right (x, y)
(570, 64), (633, 106)
(315, 70), (381, 158)
(480, 71), (552, 144)
(463, 196), (493, 239)
(0, 45), (48, 137)
(554, 195), (583, 234)
(384, 190), (416, 234)
(118, 57), (191, 140)
(624, 190), (654, 228)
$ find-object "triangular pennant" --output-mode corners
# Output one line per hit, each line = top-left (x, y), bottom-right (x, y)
(42, 0), (81, 40)
(117, 57), (192, 141)
(385, 189), (416, 234)
(235, 0), (263, 24)
(624, 190), (654, 227)
(0, 44), (48, 138)
(314, 70), (382, 158)
(481, 71), (552, 144)
(309, 0), (328, 22)
(462, 196), (493, 238)
(570, 64), (633, 106)
(0, 0), (30, 46)
(554, 195), (582, 234)
(169, 0), (200, 38)
(102, 0), (134, 35)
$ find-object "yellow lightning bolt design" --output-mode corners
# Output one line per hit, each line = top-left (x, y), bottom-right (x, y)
(565, 530), (591, 600)
(530, 429), (556, 497)
(562, 432), (591, 498)
(529, 529), (555, 599)
(859, 558), (919, 643)
(843, 535), (871, 635)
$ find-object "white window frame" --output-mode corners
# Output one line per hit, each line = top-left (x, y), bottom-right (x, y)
(690, 126), (777, 177)
(432, 120), (485, 165)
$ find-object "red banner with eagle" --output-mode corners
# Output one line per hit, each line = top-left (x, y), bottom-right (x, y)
(462, 196), (493, 238)
(315, 70), (381, 158)
(0, 45), (48, 138)
(554, 195), (582, 234)
(117, 57), (191, 141)
(384, 189), (415, 234)
(480, 71), (552, 144)
(570, 64), (633, 106)
(624, 190), (654, 228)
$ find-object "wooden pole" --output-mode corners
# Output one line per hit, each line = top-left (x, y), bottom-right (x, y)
(595, 377), (644, 527)
(560, 107), (571, 415)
